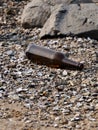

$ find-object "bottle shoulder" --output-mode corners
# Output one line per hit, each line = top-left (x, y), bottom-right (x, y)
(53, 52), (65, 60)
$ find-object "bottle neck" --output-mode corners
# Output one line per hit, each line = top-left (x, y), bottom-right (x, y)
(61, 58), (84, 70)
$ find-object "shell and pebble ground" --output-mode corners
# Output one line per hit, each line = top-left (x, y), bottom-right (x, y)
(0, 0), (98, 130)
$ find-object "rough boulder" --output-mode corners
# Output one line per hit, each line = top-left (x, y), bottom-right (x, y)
(40, 3), (98, 40)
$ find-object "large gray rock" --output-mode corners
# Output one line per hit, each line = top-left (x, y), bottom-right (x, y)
(73, 0), (96, 3)
(21, 0), (82, 28)
(21, 0), (51, 28)
(40, 3), (98, 40)
(21, 0), (97, 29)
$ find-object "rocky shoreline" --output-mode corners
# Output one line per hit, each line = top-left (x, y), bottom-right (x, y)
(0, 0), (98, 130)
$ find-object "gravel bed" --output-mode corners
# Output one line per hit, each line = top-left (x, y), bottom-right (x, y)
(0, 1), (98, 130)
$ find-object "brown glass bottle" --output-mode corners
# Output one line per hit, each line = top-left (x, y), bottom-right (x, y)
(25, 44), (84, 70)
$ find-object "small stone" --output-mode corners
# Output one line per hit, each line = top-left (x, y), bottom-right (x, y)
(55, 117), (60, 121)
(88, 117), (96, 121)
(77, 38), (83, 42)
(81, 84), (87, 87)
(24, 68), (33, 75)
(71, 113), (82, 121)
(60, 118), (68, 124)
(62, 44), (69, 50)
(71, 117), (79, 121)
(62, 70), (68, 76)
(15, 71), (22, 77)
(16, 88), (23, 93)
(70, 96), (76, 103)
(54, 123), (58, 127)
(16, 88), (27, 93)
(8, 94), (19, 100)
(24, 103), (31, 109)
(8, 62), (16, 68)
(76, 125), (81, 129)
(68, 122), (75, 127)
(95, 104), (98, 110)
(28, 83), (35, 88)
(92, 93), (98, 96)
(37, 72), (43, 76)
(0, 93), (2, 98)
(53, 106), (59, 111)
(76, 102), (83, 107)
(56, 85), (64, 91)
(5, 50), (14, 56)
(72, 71), (78, 76)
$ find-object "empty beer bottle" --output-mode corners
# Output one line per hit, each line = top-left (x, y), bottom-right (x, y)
(25, 44), (84, 70)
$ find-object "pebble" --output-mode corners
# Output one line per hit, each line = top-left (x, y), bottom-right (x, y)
(56, 85), (64, 91)
(95, 104), (98, 110)
(24, 103), (31, 109)
(61, 109), (70, 115)
(23, 68), (33, 75)
(16, 88), (27, 93)
(62, 70), (68, 76)
(0, 93), (3, 98)
(88, 117), (96, 121)
(53, 106), (59, 111)
(76, 102), (83, 107)
(5, 50), (14, 56)
(54, 124), (58, 127)
(8, 94), (19, 100)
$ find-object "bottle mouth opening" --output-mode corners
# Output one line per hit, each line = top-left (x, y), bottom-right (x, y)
(78, 63), (84, 70)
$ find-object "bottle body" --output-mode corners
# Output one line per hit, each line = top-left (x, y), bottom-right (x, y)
(25, 44), (84, 70)
(25, 44), (58, 67)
